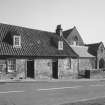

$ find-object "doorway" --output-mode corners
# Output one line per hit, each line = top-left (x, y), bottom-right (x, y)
(99, 58), (105, 69)
(27, 60), (34, 78)
(52, 59), (58, 79)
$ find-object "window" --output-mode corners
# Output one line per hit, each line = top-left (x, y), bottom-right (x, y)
(0, 60), (6, 73)
(101, 48), (103, 53)
(13, 36), (21, 47)
(73, 36), (78, 45)
(66, 59), (71, 70)
(0, 65), (5, 73)
(58, 41), (63, 50)
(74, 36), (78, 41)
(100, 46), (104, 53)
(7, 59), (16, 73)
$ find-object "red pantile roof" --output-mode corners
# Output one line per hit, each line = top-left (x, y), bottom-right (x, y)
(0, 23), (78, 58)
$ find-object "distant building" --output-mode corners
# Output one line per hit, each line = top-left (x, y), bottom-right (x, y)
(86, 42), (105, 69)
(63, 26), (105, 71)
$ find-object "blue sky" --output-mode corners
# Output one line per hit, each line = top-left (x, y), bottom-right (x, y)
(0, 0), (105, 44)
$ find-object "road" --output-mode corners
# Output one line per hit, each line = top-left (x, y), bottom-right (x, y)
(0, 80), (105, 105)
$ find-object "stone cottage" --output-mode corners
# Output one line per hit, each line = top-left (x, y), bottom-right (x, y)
(0, 23), (80, 80)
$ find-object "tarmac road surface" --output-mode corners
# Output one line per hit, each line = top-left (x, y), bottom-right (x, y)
(0, 80), (104, 105)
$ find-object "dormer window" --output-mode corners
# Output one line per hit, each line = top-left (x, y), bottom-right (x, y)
(58, 41), (63, 50)
(13, 36), (21, 48)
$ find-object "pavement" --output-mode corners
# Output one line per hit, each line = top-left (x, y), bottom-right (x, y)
(0, 78), (105, 83)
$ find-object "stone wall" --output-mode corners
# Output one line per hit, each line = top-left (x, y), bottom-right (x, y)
(78, 58), (95, 71)
(0, 59), (26, 80)
(0, 60), (7, 79)
(71, 59), (78, 78)
(76, 58), (95, 79)
(0, 59), (16, 79)
(58, 59), (71, 79)
(58, 58), (78, 79)
(34, 58), (78, 80)
(97, 43), (105, 69)
(0, 58), (96, 80)
(35, 59), (52, 79)
(16, 59), (26, 79)
(78, 69), (105, 79)
(66, 27), (84, 46)
(6, 59), (26, 80)
(90, 69), (105, 79)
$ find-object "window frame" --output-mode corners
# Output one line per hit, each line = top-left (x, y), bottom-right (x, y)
(13, 35), (21, 48)
(7, 59), (16, 73)
(73, 36), (78, 45)
(58, 41), (63, 50)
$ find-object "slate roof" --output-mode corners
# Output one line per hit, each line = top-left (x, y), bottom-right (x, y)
(70, 45), (95, 58)
(0, 23), (78, 58)
(85, 42), (102, 56)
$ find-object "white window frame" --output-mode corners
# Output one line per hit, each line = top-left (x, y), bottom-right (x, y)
(58, 41), (63, 50)
(7, 59), (16, 73)
(13, 36), (21, 48)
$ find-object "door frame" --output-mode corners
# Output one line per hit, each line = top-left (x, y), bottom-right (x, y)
(26, 59), (35, 79)
(52, 59), (58, 79)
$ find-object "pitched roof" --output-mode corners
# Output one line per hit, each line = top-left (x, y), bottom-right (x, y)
(63, 28), (73, 38)
(0, 23), (77, 58)
(70, 45), (95, 58)
(63, 26), (84, 45)
(85, 42), (102, 56)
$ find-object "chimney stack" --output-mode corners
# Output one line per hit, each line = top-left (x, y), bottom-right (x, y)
(56, 25), (63, 50)
(56, 25), (63, 37)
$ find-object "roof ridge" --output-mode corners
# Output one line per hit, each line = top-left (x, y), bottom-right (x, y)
(85, 42), (102, 46)
(63, 27), (74, 38)
(63, 28), (73, 32)
(0, 23), (77, 58)
(0, 23), (54, 34)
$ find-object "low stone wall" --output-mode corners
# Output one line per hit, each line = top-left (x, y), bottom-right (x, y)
(78, 69), (105, 79)
(90, 69), (105, 79)
(59, 71), (78, 79)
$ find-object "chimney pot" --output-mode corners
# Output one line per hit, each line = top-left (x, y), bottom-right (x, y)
(57, 25), (62, 30)
(56, 24), (63, 37)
